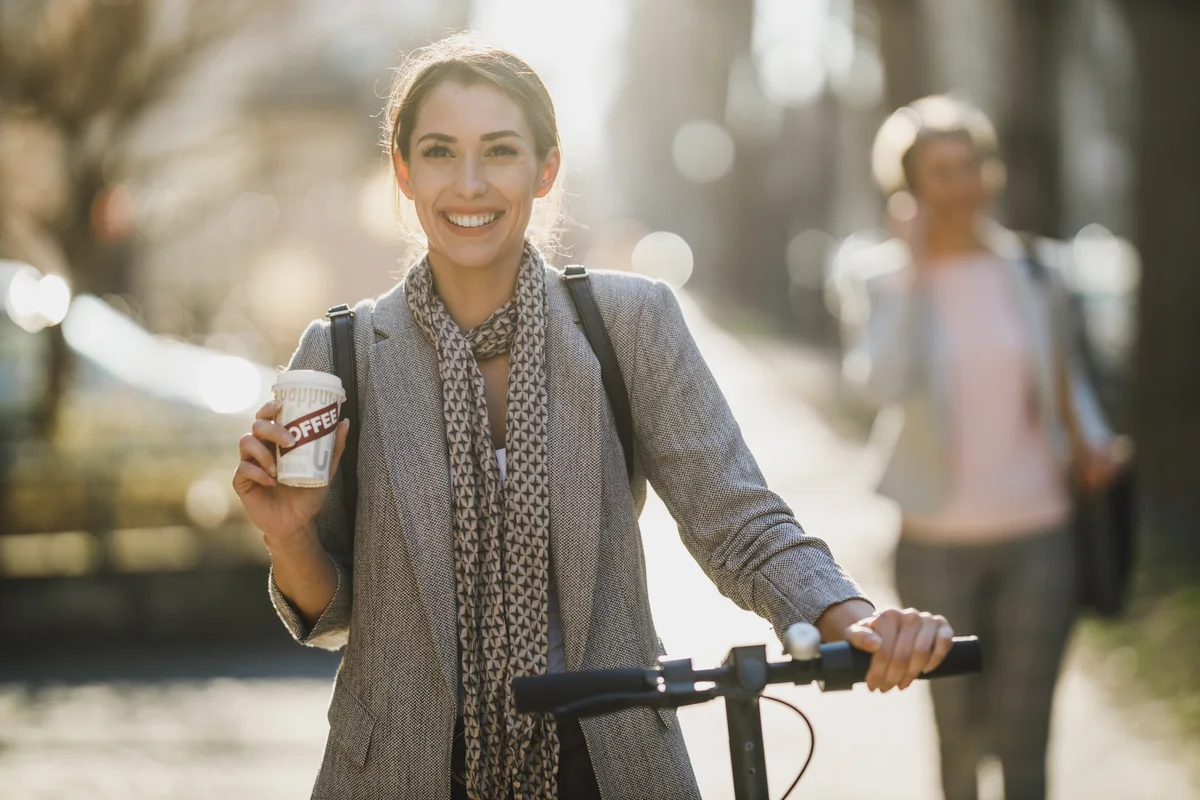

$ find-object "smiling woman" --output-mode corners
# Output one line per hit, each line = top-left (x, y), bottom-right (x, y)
(385, 36), (566, 264)
(233, 32), (956, 800)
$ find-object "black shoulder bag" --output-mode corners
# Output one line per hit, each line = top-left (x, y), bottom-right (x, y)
(325, 266), (635, 535)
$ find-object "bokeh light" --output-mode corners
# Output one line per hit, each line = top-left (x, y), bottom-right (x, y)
(36, 274), (71, 326)
(758, 45), (826, 107)
(631, 231), (694, 288)
(672, 120), (736, 184)
(186, 473), (234, 530)
(201, 356), (263, 414)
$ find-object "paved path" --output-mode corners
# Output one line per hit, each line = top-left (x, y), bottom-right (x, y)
(1, 296), (1197, 799)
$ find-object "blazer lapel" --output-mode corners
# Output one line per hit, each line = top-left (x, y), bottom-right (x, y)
(1007, 259), (1059, 424)
(543, 270), (607, 670)
(370, 283), (460, 697)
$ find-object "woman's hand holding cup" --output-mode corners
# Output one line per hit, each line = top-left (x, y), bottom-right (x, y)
(234, 399), (349, 549)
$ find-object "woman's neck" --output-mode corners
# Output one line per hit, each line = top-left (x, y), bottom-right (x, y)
(427, 245), (524, 331)
(923, 225), (987, 261)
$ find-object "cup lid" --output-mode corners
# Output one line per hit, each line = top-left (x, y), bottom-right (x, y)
(273, 369), (345, 399)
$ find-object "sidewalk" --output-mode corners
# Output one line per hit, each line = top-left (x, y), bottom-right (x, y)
(656, 296), (1200, 799)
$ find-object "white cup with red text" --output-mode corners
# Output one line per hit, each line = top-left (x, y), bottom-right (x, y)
(272, 370), (346, 488)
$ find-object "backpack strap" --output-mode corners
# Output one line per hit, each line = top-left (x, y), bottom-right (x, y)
(562, 266), (636, 478)
(327, 304), (360, 536)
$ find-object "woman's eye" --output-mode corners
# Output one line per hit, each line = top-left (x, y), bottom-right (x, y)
(421, 145), (453, 158)
(488, 144), (519, 157)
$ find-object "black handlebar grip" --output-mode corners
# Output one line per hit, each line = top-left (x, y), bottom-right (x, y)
(818, 636), (982, 691)
(921, 636), (982, 679)
(513, 668), (657, 714)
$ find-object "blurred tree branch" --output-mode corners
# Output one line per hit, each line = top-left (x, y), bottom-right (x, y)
(0, 0), (294, 296)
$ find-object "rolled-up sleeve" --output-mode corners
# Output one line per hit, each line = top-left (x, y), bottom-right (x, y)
(266, 319), (355, 651)
(630, 281), (868, 636)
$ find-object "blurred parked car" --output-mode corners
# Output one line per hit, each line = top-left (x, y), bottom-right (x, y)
(0, 260), (277, 576)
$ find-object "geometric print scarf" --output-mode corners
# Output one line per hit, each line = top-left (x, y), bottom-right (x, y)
(405, 242), (558, 799)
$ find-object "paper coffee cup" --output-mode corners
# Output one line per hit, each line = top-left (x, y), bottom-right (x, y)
(272, 370), (346, 488)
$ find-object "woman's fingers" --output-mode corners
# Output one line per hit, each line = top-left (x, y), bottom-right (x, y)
(239, 432), (279, 477)
(881, 610), (921, 691)
(255, 399), (283, 421)
(233, 459), (277, 494)
(856, 608), (956, 692)
(862, 610), (898, 691)
(252, 418), (296, 450)
(845, 623), (883, 653)
(925, 617), (956, 674)
(899, 613), (938, 690)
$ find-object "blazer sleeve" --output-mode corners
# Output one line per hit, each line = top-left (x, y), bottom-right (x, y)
(630, 280), (869, 636)
(839, 264), (921, 408)
(267, 318), (355, 651)
(1051, 272), (1114, 451)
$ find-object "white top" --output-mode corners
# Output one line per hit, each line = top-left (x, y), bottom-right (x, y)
(496, 449), (567, 673)
(902, 254), (1071, 541)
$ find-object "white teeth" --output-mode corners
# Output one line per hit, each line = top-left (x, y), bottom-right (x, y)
(446, 212), (499, 228)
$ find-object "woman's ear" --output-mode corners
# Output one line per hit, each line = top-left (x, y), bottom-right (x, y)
(535, 147), (562, 199)
(393, 151), (415, 201)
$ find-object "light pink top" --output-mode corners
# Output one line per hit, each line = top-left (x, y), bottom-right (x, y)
(902, 254), (1071, 542)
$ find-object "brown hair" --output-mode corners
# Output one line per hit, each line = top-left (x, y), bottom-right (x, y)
(871, 95), (1005, 198)
(383, 33), (566, 252)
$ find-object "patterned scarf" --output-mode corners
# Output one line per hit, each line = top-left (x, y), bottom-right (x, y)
(406, 242), (558, 800)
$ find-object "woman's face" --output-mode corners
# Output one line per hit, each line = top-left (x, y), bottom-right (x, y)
(909, 135), (987, 225)
(394, 81), (559, 272)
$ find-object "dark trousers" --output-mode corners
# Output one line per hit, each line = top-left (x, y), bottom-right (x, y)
(896, 527), (1076, 800)
(450, 716), (601, 800)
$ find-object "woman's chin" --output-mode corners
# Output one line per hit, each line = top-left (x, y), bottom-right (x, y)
(432, 239), (508, 271)
(430, 229), (527, 271)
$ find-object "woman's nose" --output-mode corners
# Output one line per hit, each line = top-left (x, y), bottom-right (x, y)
(454, 154), (488, 199)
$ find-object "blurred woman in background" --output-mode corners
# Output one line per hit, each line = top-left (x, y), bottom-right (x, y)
(838, 96), (1123, 800)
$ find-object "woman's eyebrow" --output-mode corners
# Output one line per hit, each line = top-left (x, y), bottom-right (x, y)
(481, 130), (523, 142)
(416, 132), (455, 145)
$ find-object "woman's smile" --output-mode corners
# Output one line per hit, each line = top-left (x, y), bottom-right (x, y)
(441, 209), (505, 236)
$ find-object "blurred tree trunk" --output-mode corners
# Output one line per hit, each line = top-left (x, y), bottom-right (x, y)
(876, 0), (930, 110)
(0, 0), (290, 296)
(609, 0), (753, 295)
(999, 0), (1065, 237)
(1119, 2), (1200, 562)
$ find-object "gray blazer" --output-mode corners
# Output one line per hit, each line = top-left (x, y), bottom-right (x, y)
(269, 266), (865, 799)
(838, 227), (1111, 516)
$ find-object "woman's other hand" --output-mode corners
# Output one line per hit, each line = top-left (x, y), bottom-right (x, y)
(844, 607), (955, 692)
(233, 399), (349, 547)
(1078, 435), (1134, 492)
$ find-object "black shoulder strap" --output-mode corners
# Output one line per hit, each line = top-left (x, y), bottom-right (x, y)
(327, 304), (360, 535)
(562, 266), (636, 478)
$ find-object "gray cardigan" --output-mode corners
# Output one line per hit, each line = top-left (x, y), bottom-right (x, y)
(269, 266), (866, 799)
(837, 227), (1111, 516)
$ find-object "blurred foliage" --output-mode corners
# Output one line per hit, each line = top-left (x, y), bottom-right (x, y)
(1086, 568), (1200, 741)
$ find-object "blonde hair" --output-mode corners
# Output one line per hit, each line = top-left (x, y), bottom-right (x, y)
(382, 33), (566, 255)
(871, 95), (1006, 197)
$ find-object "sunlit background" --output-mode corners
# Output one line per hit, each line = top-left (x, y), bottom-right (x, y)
(1, 0), (1198, 797)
